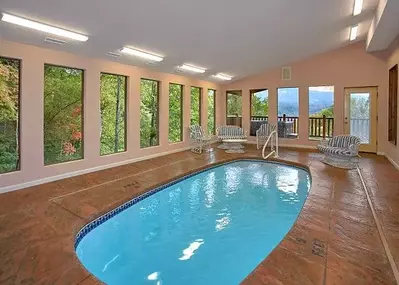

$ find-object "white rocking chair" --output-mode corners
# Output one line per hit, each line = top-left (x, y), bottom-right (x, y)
(189, 125), (212, 154)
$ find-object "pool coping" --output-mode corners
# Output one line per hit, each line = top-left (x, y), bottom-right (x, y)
(74, 157), (311, 249)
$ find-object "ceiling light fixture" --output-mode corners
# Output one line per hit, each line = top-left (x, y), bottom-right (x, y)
(353, 0), (363, 16)
(213, 73), (233, 80)
(1, 13), (88, 42)
(120, 47), (163, 62)
(349, 25), (358, 41)
(178, 64), (206, 73)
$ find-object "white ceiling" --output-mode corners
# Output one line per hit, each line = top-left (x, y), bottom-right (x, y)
(0, 0), (379, 82)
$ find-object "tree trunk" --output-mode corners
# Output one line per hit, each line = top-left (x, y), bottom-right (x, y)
(114, 76), (121, 152)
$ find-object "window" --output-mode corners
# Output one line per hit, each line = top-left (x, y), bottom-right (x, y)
(207, 89), (216, 135)
(226, 90), (242, 127)
(308, 86), (334, 140)
(277, 87), (299, 139)
(169, 83), (183, 143)
(250, 89), (268, 136)
(190, 86), (201, 125)
(100, 73), (127, 155)
(44, 64), (84, 165)
(140, 79), (159, 148)
(389, 65), (398, 145)
(0, 57), (20, 173)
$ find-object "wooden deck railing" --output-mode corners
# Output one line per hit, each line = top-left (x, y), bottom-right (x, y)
(228, 115), (335, 139)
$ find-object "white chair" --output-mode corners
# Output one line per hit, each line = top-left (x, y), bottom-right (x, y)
(189, 125), (212, 154)
(317, 135), (361, 169)
(256, 123), (277, 149)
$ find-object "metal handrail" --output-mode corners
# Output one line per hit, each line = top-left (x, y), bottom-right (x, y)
(262, 130), (279, 159)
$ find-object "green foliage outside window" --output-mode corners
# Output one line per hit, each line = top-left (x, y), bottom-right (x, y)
(251, 90), (268, 116)
(140, 79), (159, 148)
(169, 83), (183, 143)
(227, 91), (242, 116)
(0, 57), (20, 173)
(100, 73), (127, 155)
(44, 65), (83, 165)
(190, 87), (201, 125)
(207, 89), (216, 135)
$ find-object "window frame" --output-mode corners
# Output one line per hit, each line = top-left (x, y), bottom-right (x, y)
(190, 86), (202, 126)
(389, 64), (398, 145)
(225, 90), (242, 126)
(99, 72), (128, 155)
(0, 56), (22, 173)
(276, 86), (300, 139)
(140, 78), (160, 148)
(250, 88), (268, 137)
(169, 82), (184, 143)
(43, 63), (85, 165)
(208, 89), (217, 135)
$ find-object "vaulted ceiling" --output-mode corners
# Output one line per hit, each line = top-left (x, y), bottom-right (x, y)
(0, 0), (394, 82)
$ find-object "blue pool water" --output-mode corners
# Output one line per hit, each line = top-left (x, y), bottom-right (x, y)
(76, 160), (311, 285)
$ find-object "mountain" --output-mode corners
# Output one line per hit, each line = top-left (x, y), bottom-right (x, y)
(277, 89), (333, 116)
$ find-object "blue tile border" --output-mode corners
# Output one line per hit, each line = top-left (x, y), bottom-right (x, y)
(74, 158), (310, 249)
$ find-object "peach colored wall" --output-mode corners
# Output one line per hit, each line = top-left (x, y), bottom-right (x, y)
(386, 40), (399, 168)
(0, 40), (222, 190)
(221, 42), (389, 153)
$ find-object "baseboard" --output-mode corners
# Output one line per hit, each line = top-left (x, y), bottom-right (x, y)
(0, 146), (192, 194)
(377, 152), (385, 156)
(385, 154), (399, 171)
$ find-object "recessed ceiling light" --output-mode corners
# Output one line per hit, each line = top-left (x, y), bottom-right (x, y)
(213, 73), (233, 80)
(353, 0), (363, 16)
(120, 47), (163, 62)
(1, 13), (88, 42)
(178, 64), (206, 73)
(349, 25), (358, 41)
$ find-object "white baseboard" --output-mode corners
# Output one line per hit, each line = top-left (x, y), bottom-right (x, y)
(377, 152), (385, 156)
(0, 146), (192, 194)
(385, 154), (399, 171)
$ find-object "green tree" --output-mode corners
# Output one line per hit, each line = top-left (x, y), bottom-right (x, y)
(251, 91), (268, 116)
(227, 92), (242, 116)
(191, 87), (201, 125)
(140, 79), (159, 148)
(100, 73), (126, 155)
(0, 58), (20, 173)
(43, 65), (83, 165)
(207, 90), (216, 135)
(169, 83), (183, 142)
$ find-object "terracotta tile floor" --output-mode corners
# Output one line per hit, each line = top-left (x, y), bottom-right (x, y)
(0, 145), (398, 285)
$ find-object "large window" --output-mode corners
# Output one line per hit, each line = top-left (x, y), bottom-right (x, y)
(207, 89), (216, 135)
(190, 86), (201, 125)
(169, 83), (183, 143)
(277, 87), (299, 139)
(0, 57), (20, 173)
(100, 73), (127, 155)
(308, 86), (334, 139)
(250, 89), (268, 136)
(44, 64), (84, 165)
(140, 79), (159, 148)
(226, 90), (242, 127)
(389, 65), (398, 145)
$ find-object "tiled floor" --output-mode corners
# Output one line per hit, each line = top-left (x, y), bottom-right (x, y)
(0, 145), (398, 285)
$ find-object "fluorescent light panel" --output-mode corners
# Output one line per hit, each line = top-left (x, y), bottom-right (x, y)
(120, 47), (163, 62)
(178, 64), (206, 73)
(350, 25), (358, 41)
(213, 73), (233, 80)
(353, 0), (363, 16)
(1, 13), (88, 42)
